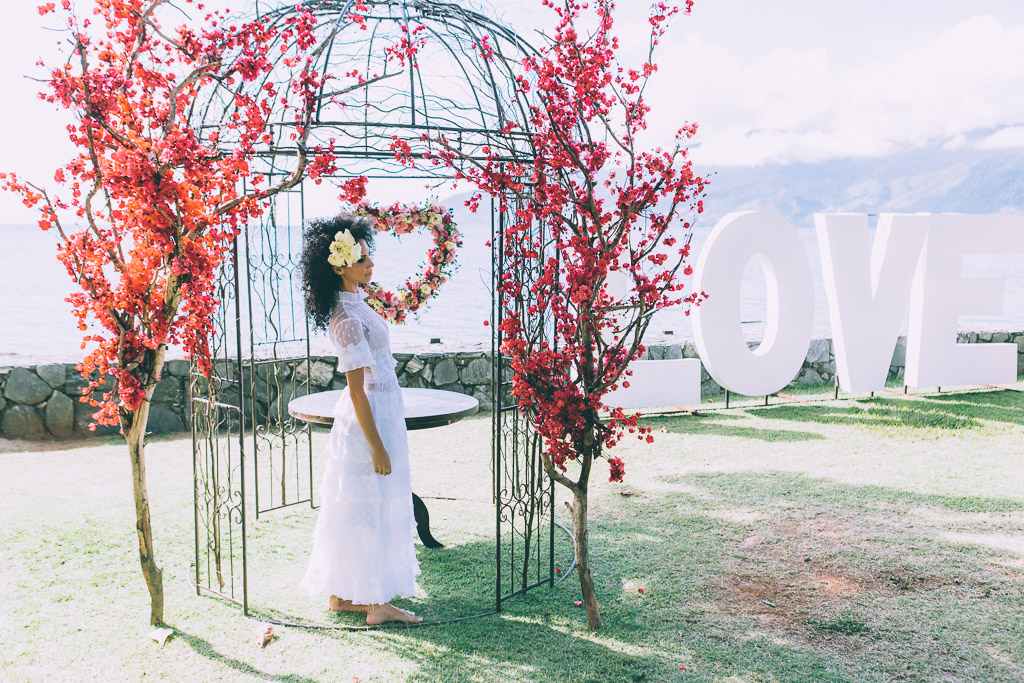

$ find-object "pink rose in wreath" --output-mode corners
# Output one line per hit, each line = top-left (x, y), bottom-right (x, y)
(354, 201), (463, 323)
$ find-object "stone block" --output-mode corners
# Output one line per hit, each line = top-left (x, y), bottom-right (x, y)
(74, 402), (119, 436)
(806, 339), (830, 364)
(420, 362), (433, 384)
(2, 405), (46, 439)
(165, 359), (191, 376)
(701, 378), (724, 396)
(820, 359), (837, 376)
(992, 331), (1010, 343)
(405, 356), (426, 374)
(682, 342), (699, 358)
(277, 362), (295, 381)
(292, 358), (334, 387)
(152, 376), (184, 404)
(249, 368), (279, 408)
(65, 370), (114, 398)
(799, 368), (823, 385)
(461, 358), (491, 385)
(472, 386), (493, 412)
(891, 337), (907, 367)
(214, 359), (239, 377)
(147, 404), (184, 433)
(36, 364), (67, 388)
(434, 358), (459, 386)
(4, 368), (54, 406)
(312, 360), (336, 387)
(979, 331), (993, 342)
(664, 344), (683, 360)
(45, 391), (75, 438)
(270, 385), (310, 421)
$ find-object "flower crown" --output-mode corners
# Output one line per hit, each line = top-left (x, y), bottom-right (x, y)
(327, 229), (362, 268)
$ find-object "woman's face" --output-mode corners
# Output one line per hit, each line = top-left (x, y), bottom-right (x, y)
(333, 239), (373, 289)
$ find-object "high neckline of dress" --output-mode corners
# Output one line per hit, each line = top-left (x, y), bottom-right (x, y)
(337, 289), (368, 302)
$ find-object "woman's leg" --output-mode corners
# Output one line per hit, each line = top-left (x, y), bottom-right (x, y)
(365, 602), (422, 625)
(328, 595), (367, 612)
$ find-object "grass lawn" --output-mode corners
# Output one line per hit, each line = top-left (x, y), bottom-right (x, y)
(2, 383), (1023, 682)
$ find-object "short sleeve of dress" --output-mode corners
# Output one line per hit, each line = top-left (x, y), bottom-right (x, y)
(330, 316), (374, 373)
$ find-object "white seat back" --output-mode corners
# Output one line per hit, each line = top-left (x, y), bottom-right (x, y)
(602, 359), (702, 410)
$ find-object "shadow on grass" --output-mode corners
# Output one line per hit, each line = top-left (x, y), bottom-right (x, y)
(378, 538), (719, 682)
(641, 413), (825, 442)
(747, 399), (980, 431)
(172, 628), (319, 683)
(742, 390), (1024, 431)
(680, 469), (1024, 514)
(923, 389), (1024, 423)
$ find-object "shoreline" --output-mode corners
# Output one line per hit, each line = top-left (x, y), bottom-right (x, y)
(2, 329), (1023, 441)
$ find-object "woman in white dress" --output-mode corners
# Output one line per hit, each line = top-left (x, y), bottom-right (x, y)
(298, 214), (421, 625)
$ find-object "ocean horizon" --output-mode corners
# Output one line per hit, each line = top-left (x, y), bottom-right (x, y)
(2, 218), (1023, 368)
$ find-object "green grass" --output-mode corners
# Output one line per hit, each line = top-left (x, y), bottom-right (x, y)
(2, 383), (1023, 681)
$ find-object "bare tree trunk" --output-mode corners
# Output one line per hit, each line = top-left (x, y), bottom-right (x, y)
(120, 347), (167, 626)
(571, 488), (601, 630)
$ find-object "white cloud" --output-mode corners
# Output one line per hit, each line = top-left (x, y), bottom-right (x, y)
(645, 15), (1024, 166)
(976, 125), (1024, 149)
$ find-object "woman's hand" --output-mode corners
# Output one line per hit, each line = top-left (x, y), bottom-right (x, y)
(371, 444), (392, 476)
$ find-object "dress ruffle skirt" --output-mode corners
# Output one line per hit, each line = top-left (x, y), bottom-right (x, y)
(299, 381), (420, 605)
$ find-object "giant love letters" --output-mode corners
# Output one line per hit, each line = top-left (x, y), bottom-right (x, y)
(688, 211), (1024, 398)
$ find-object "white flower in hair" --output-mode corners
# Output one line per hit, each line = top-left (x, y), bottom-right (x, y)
(327, 229), (362, 268)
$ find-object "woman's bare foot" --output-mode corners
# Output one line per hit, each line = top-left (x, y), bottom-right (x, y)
(365, 602), (422, 625)
(328, 595), (367, 613)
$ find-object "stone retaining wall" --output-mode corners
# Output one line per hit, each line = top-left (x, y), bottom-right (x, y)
(3, 330), (1022, 440)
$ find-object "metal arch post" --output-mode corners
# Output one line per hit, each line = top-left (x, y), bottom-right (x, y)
(232, 234), (250, 616)
(492, 193), (502, 613)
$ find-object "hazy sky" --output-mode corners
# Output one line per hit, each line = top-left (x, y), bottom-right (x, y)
(1, 1), (1023, 221)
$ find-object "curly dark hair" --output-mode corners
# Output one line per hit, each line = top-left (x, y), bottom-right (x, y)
(301, 213), (376, 332)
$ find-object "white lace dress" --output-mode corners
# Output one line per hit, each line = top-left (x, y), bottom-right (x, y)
(299, 288), (420, 605)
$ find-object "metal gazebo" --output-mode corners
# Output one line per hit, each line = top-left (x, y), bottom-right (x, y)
(189, 0), (572, 626)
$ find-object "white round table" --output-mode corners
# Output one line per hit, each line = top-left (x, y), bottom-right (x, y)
(288, 387), (480, 548)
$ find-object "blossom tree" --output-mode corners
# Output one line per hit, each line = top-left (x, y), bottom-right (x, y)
(426, 0), (707, 629)
(1, 0), (353, 626)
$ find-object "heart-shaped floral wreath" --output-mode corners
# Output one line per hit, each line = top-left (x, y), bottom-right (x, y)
(353, 202), (462, 323)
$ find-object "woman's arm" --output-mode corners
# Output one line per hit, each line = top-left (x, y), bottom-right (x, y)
(346, 367), (392, 475)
